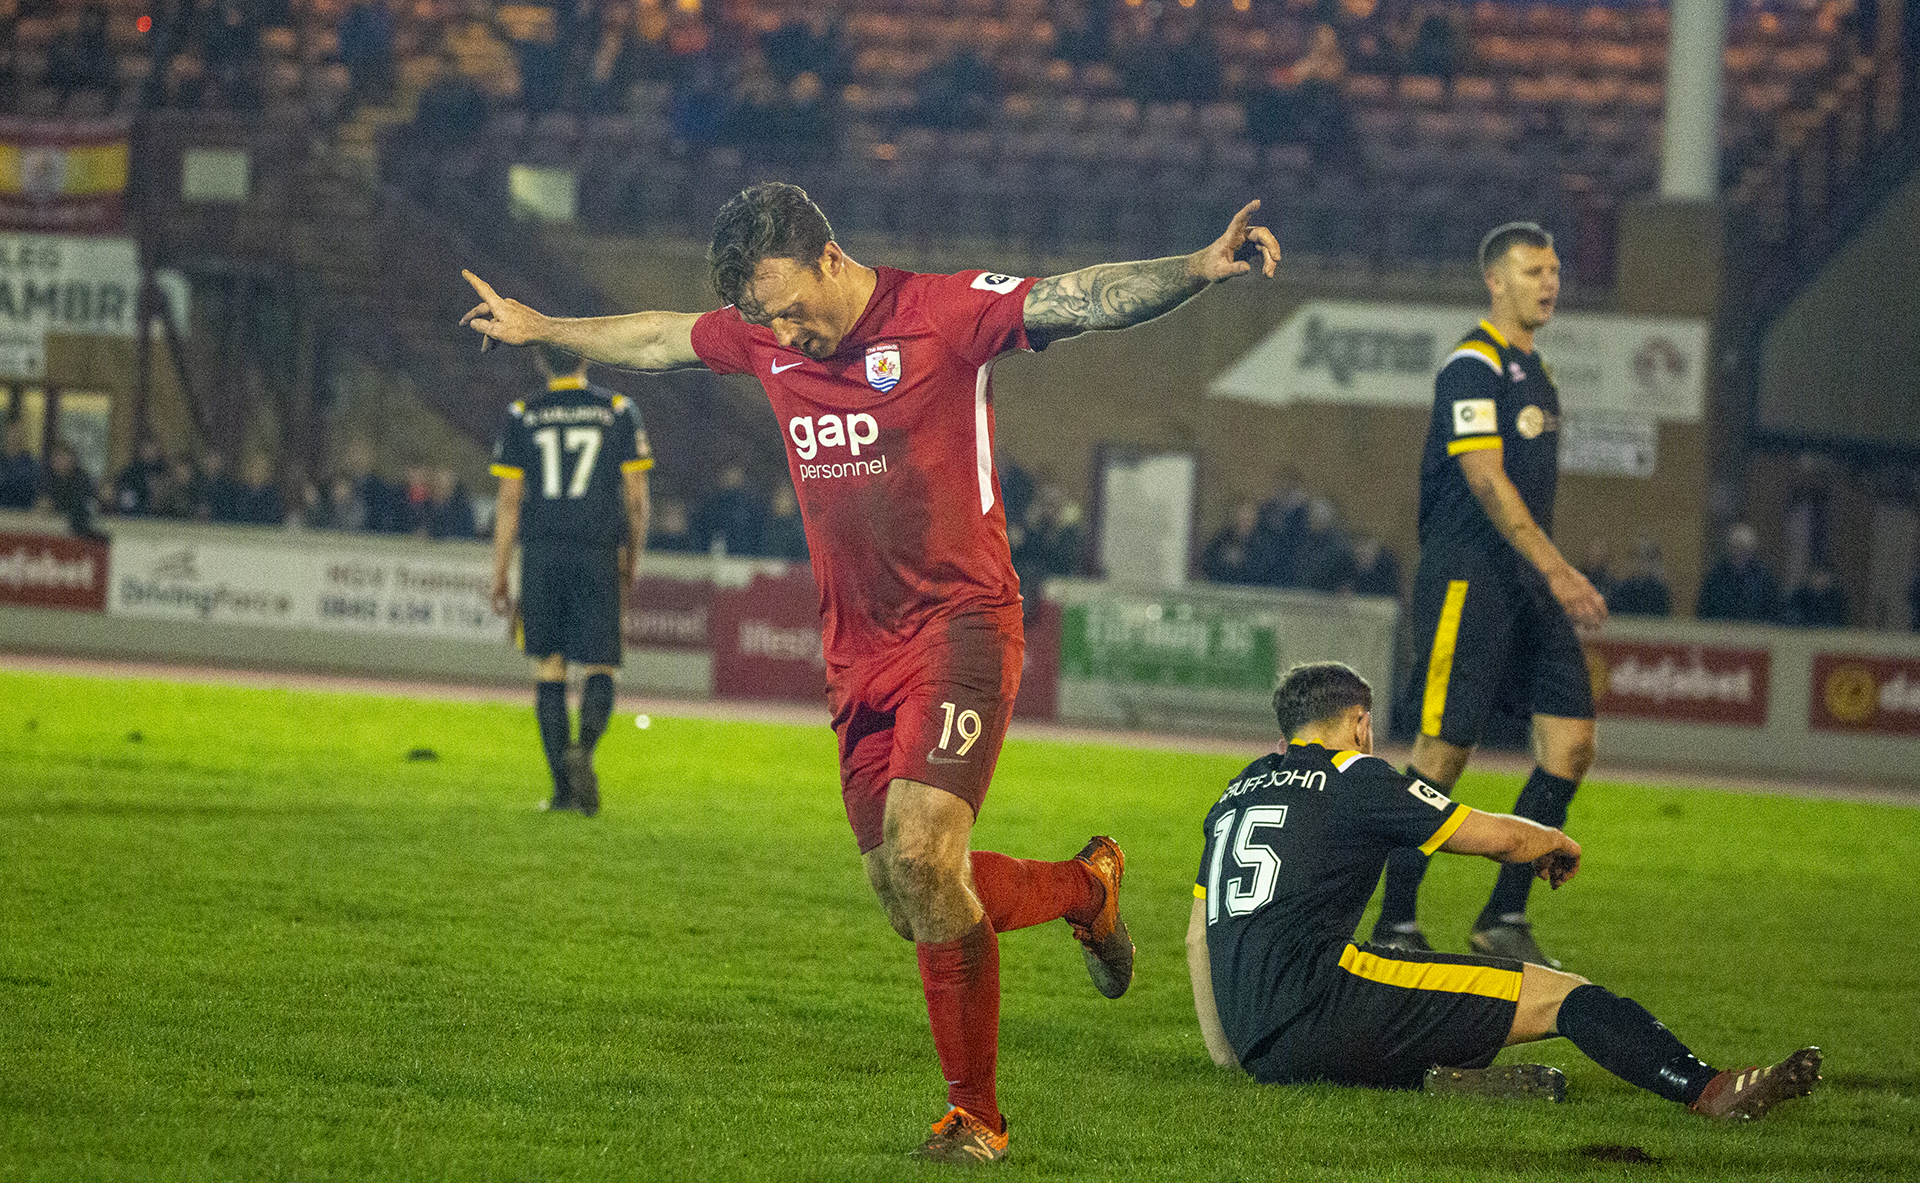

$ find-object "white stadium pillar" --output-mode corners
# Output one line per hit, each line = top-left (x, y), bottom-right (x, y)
(1660, 0), (1732, 200)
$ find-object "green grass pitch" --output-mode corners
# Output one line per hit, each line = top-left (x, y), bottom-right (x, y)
(3, 668), (1917, 1181)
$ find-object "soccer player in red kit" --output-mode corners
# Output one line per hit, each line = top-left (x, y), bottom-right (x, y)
(461, 182), (1280, 1162)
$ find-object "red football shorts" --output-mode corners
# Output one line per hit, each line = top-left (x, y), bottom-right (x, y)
(829, 606), (1025, 854)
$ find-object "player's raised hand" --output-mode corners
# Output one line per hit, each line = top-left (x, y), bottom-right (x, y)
(1192, 200), (1281, 282)
(460, 269), (547, 352)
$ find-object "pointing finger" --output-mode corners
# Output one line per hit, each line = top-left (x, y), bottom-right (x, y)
(459, 301), (491, 328)
(462, 269), (503, 306)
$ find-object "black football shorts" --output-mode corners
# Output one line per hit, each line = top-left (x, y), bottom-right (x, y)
(519, 542), (622, 665)
(1407, 551), (1594, 746)
(1241, 943), (1522, 1088)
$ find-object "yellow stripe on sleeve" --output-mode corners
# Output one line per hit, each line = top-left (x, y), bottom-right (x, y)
(1421, 580), (1470, 737)
(1418, 804), (1472, 856)
(621, 458), (655, 472)
(1339, 942), (1522, 1001)
(1193, 884), (1206, 900)
(1447, 340), (1502, 373)
(1447, 436), (1504, 455)
(490, 464), (523, 479)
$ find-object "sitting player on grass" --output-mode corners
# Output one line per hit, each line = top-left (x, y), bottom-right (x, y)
(1186, 661), (1821, 1119)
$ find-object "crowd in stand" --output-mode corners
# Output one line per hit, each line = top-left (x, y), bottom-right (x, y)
(12, 416), (1920, 629)
(0, 427), (484, 541)
(1199, 472), (1404, 598)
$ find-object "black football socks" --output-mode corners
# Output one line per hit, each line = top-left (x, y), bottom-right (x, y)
(1376, 765), (1451, 928)
(535, 680), (570, 799)
(1555, 984), (1719, 1104)
(1479, 767), (1579, 927)
(579, 672), (615, 754)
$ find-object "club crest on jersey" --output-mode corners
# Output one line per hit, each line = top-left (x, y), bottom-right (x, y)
(865, 342), (901, 391)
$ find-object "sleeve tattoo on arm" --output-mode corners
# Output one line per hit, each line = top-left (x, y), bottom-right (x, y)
(1024, 255), (1209, 344)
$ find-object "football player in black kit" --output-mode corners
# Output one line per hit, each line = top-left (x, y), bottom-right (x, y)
(1373, 223), (1607, 968)
(1188, 662), (1820, 1118)
(489, 344), (652, 815)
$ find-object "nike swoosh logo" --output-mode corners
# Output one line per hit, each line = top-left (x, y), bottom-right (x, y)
(927, 751), (968, 765)
(771, 360), (804, 374)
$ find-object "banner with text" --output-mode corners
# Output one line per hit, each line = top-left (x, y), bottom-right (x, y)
(622, 575), (713, 650)
(710, 569), (826, 702)
(1209, 301), (1708, 423)
(107, 535), (504, 641)
(1584, 638), (1771, 725)
(1808, 653), (1920, 736)
(1060, 598), (1278, 691)
(0, 530), (106, 611)
(0, 233), (191, 378)
(0, 116), (129, 232)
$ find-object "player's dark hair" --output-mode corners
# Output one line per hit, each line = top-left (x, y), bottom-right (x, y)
(1478, 221), (1554, 275)
(1271, 662), (1372, 739)
(707, 182), (836, 320)
(535, 342), (585, 376)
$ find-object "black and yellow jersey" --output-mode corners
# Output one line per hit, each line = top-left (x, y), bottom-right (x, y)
(1194, 742), (1472, 1060)
(490, 376), (653, 547)
(1417, 320), (1561, 566)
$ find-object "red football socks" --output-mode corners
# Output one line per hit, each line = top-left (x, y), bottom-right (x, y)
(969, 850), (1103, 932)
(916, 917), (1002, 1131)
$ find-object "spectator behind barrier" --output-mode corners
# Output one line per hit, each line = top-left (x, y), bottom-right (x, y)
(232, 452), (285, 525)
(339, 0), (397, 108)
(1292, 497), (1356, 593)
(1696, 522), (1781, 622)
(1253, 473), (1311, 587)
(647, 493), (697, 553)
(759, 482), (808, 562)
(154, 456), (200, 519)
(0, 420), (39, 509)
(340, 437), (401, 533)
(1781, 561), (1849, 627)
(35, 439), (105, 539)
(1202, 500), (1264, 586)
(1347, 534), (1402, 598)
(196, 451), (243, 523)
(692, 462), (766, 556)
(1608, 536), (1672, 617)
(1011, 483), (1083, 614)
(112, 436), (168, 516)
(424, 465), (477, 539)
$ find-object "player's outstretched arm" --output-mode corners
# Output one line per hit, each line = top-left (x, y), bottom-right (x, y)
(1440, 809), (1582, 888)
(460, 271), (704, 372)
(1457, 448), (1608, 627)
(1023, 200), (1280, 347)
(1185, 898), (1241, 1069)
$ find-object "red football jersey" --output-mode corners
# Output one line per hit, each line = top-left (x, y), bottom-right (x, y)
(691, 265), (1039, 667)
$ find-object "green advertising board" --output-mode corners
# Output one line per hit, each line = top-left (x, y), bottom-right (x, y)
(1060, 599), (1278, 691)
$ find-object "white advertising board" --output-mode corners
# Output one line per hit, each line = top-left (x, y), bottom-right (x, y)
(1208, 301), (1708, 423)
(107, 534), (504, 642)
(0, 233), (190, 378)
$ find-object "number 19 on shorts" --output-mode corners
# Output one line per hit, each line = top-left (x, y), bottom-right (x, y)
(937, 700), (981, 756)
